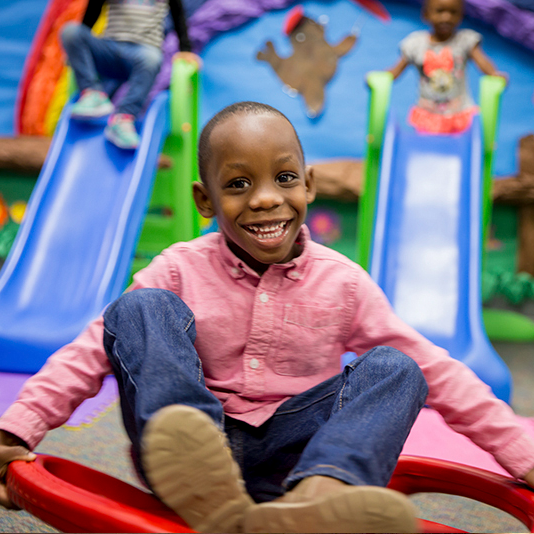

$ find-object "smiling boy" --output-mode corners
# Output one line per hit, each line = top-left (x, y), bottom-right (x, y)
(1, 102), (534, 534)
(192, 103), (314, 271)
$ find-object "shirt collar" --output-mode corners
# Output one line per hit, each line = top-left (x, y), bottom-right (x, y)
(219, 225), (311, 281)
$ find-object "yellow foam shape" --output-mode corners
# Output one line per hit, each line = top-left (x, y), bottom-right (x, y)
(9, 201), (27, 225)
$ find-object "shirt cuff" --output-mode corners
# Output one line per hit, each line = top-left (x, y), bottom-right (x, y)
(0, 404), (50, 451)
(493, 426), (534, 479)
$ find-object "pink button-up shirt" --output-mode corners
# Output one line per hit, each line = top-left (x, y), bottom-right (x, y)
(2, 227), (534, 479)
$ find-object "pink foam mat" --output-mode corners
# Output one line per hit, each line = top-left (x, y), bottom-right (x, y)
(0, 372), (118, 428)
(403, 407), (534, 477)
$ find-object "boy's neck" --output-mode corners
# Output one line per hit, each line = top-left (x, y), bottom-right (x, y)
(226, 240), (304, 276)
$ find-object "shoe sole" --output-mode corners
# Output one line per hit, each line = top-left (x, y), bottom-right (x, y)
(243, 485), (418, 533)
(142, 405), (254, 533)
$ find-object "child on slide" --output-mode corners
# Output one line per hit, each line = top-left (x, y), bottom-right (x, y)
(1, 101), (534, 533)
(388, 0), (506, 134)
(60, 0), (196, 149)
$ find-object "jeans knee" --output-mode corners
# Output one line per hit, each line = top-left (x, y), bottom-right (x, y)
(362, 346), (428, 400)
(106, 288), (180, 316)
(136, 45), (163, 74)
(61, 22), (85, 47)
(104, 288), (195, 336)
(104, 290), (137, 329)
(390, 348), (428, 402)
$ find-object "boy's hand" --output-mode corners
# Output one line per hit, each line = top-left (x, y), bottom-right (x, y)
(525, 467), (534, 489)
(0, 430), (36, 509)
(494, 71), (509, 86)
(175, 51), (203, 69)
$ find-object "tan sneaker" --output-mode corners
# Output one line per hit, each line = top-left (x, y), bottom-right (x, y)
(141, 405), (254, 533)
(243, 475), (418, 533)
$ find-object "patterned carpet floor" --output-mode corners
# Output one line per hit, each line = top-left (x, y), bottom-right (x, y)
(0, 341), (533, 533)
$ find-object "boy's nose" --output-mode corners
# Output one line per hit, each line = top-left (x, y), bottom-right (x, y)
(249, 184), (284, 210)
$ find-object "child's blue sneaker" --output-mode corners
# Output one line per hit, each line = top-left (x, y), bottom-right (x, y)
(104, 113), (140, 150)
(71, 89), (114, 118)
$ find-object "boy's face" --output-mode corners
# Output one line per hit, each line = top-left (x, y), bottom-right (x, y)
(424, 0), (463, 41)
(193, 112), (316, 274)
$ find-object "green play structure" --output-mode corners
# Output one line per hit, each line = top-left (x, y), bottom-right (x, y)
(130, 57), (202, 277)
(356, 71), (394, 273)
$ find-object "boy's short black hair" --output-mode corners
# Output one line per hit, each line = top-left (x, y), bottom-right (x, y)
(197, 101), (305, 184)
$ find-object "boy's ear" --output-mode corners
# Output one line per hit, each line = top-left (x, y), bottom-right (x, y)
(192, 181), (215, 218)
(305, 165), (317, 204)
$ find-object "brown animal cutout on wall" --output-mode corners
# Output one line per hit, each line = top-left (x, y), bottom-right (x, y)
(257, 5), (357, 118)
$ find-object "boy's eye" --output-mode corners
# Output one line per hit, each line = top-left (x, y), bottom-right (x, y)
(277, 173), (298, 184)
(228, 178), (250, 189)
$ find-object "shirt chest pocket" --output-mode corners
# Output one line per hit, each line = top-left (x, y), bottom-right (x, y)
(274, 304), (342, 376)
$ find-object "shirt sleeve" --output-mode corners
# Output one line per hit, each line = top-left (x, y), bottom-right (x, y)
(0, 247), (181, 450)
(399, 31), (423, 64)
(344, 266), (534, 480)
(458, 28), (482, 54)
(168, 0), (192, 52)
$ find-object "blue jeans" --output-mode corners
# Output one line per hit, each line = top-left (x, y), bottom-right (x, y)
(60, 23), (163, 117)
(103, 289), (428, 503)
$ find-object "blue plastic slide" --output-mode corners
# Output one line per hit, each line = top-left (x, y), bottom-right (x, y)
(368, 115), (512, 403)
(0, 92), (170, 373)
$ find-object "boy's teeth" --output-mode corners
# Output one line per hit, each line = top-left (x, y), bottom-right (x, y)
(246, 221), (288, 239)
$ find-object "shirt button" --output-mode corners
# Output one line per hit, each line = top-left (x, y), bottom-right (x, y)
(289, 271), (301, 280)
(249, 358), (260, 369)
(231, 267), (240, 276)
(259, 292), (269, 303)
